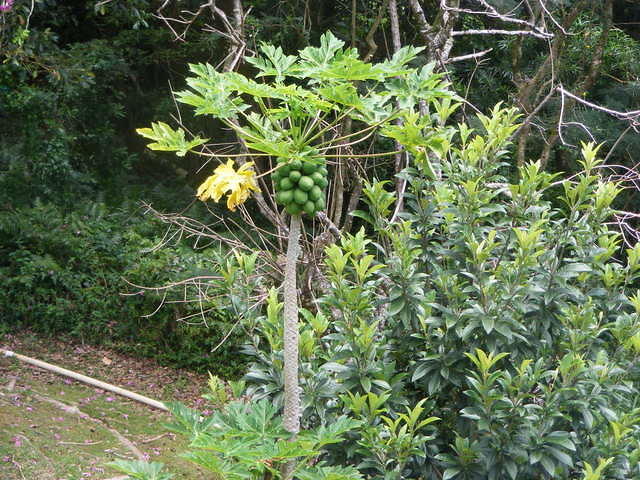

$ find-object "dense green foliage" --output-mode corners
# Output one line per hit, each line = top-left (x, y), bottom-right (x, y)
(3, 3), (640, 478)
(0, 1), (249, 373)
(231, 111), (640, 480)
(0, 200), (246, 376)
(111, 33), (640, 477)
(3, 2), (640, 362)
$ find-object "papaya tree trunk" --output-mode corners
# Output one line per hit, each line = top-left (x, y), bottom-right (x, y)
(282, 214), (301, 477)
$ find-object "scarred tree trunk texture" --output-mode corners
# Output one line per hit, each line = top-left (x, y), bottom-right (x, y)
(281, 214), (302, 479)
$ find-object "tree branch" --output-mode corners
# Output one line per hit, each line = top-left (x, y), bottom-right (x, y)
(540, 0), (615, 166)
(451, 28), (551, 38)
(443, 1), (553, 38)
(363, 0), (390, 62)
(445, 48), (493, 64)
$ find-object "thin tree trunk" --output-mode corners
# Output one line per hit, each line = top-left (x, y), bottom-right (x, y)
(330, 118), (351, 228)
(539, 0), (613, 167)
(351, 0), (357, 48)
(282, 214), (302, 478)
(364, 0), (390, 62)
(342, 176), (363, 233)
(513, 1), (584, 166)
(222, 0), (245, 72)
(388, 0), (401, 52)
(407, 0), (430, 42)
(388, 0), (405, 218)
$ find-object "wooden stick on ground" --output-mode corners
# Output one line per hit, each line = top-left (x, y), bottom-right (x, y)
(1, 349), (168, 411)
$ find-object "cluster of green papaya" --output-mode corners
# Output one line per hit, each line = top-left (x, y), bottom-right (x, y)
(273, 157), (328, 216)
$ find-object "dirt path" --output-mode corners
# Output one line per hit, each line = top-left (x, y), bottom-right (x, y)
(0, 332), (219, 479)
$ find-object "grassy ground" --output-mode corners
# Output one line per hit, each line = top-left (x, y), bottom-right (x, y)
(0, 332), (220, 479)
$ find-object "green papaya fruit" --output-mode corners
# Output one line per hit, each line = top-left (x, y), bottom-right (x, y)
(293, 189), (308, 205)
(289, 170), (302, 183)
(280, 177), (294, 191)
(276, 190), (293, 205)
(303, 200), (316, 216)
(308, 185), (322, 201)
(298, 176), (314, 192)
(302, 162), (317, 175)
(286, 203), (303, 215)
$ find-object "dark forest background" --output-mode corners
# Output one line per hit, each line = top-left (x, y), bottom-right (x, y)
(1, 0), (639, 376)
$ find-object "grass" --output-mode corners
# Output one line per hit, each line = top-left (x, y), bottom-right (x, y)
(0, 359), (212, 479)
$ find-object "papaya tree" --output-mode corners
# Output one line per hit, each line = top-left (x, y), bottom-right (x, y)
(133, 31), (455, 478)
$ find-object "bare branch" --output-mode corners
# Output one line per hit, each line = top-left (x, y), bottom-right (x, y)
(557, 87), (640, 128)
(537, 0), (570, 35)
(443, 1), (553, 38)
(446, 48), (493, 64)
(603, 125), (634, 164)
(451, 28), (551, 39)
(514, 85), (557, 136)
(316, 211), (341, 239)
(363, 0), (390, 62)
(512, 0), (585, 165)
(540, 0), (617, 165)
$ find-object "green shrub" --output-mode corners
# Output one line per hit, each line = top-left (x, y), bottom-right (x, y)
(0, 200), (246, 378)
(122, 106), (640, 479)
(100, 21), (640, 477)
(291, 115), (640, 479)
(110, 399), (363, 480)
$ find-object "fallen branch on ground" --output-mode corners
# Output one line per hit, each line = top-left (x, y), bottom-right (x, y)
(2, 349), (168, 411)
